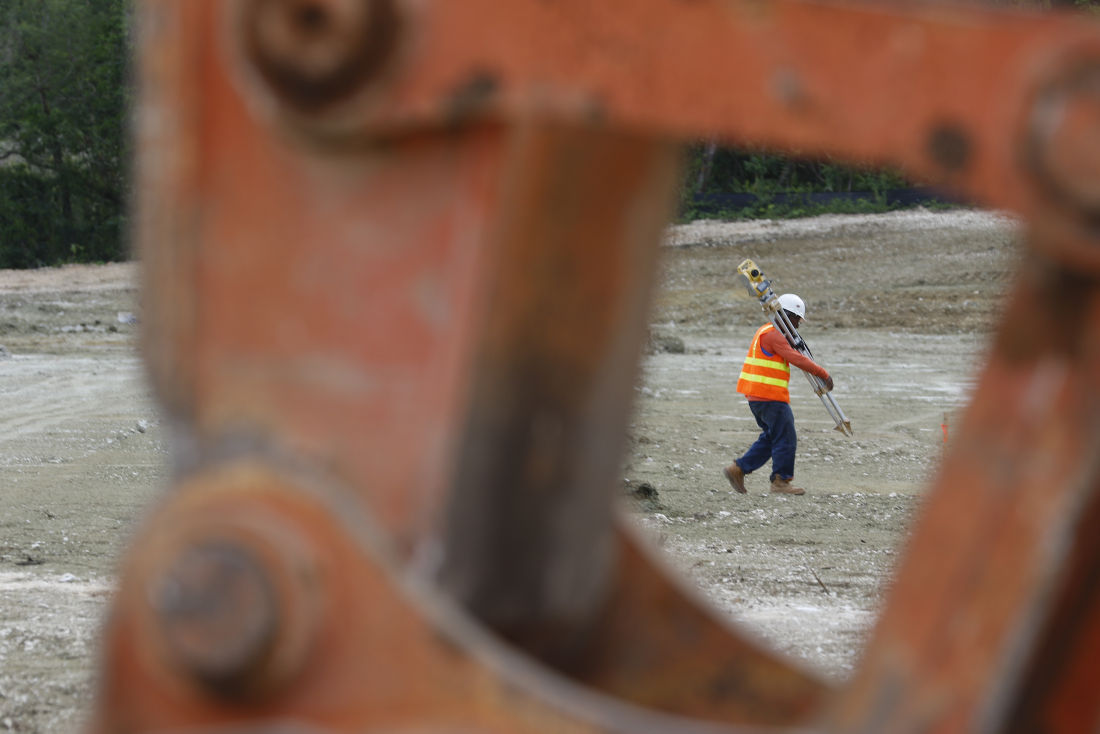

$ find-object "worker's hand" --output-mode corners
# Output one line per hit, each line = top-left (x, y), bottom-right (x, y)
(824, 375), (834, 392)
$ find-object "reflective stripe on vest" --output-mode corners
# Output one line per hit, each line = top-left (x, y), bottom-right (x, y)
(736, 324), (791, 402)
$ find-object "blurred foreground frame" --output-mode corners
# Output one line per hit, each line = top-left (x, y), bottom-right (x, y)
(92, 1), (1100, 732)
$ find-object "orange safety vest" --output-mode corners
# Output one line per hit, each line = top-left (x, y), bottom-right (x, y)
(736, 324), (791, 402)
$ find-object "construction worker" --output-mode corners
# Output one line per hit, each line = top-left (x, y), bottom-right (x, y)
(724, 293), (833, 496)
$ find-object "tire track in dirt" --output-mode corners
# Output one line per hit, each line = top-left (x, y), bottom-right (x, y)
(0, 357), (147, 449)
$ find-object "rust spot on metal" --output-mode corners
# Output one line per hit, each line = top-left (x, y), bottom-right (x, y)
(771, 68), (808, 111)
(926, 122), (973, 173)
(445, 71), (500, 127)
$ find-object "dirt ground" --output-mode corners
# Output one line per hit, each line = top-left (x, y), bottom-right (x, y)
(0, 209), (1021, 732)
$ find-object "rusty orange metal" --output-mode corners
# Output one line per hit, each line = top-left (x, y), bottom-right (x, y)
(225, 1), (1099, 225)
(827, 260), (1100, 731)
(94, 0), (1100, 732)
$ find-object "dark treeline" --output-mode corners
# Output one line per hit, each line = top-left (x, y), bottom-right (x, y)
(0, 0), (129, 268)
(0, 0), (1096, 267)
(679, 144), (919, 220)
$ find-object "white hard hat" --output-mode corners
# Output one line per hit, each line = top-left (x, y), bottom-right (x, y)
(778, 293), (807, 320)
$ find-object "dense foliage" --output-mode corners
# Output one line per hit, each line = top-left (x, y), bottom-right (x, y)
(0, 0), (129, 268)
(679, 145), (918, 221)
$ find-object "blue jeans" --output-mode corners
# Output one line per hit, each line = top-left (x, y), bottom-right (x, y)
(736, 400), (796, 482)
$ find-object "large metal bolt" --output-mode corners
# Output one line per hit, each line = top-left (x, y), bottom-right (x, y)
(242, 0), (400, 111)
(150, 539), (280, 697)
(1029, 65), (1100, 217)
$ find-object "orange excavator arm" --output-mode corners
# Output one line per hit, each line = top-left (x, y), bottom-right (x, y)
(92, 1), (1100, 731)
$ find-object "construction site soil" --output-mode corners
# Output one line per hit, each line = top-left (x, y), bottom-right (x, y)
(0, 209), (1021, 732)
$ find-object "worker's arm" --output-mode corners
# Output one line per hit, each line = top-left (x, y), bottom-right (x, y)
(760, 329), (832, 387)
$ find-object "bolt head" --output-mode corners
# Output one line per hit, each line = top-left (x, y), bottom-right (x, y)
(150, 540), (278, 696)
(1030, 66), (1100, 217)
(242, 0), (399, 111)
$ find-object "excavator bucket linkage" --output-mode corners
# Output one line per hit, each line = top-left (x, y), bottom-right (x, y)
(92, 1), (1100, 732)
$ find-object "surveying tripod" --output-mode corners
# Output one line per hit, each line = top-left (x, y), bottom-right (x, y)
(737, 259), (853, 436)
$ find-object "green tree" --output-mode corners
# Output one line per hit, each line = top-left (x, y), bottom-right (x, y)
(0, 0), (129, 268)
